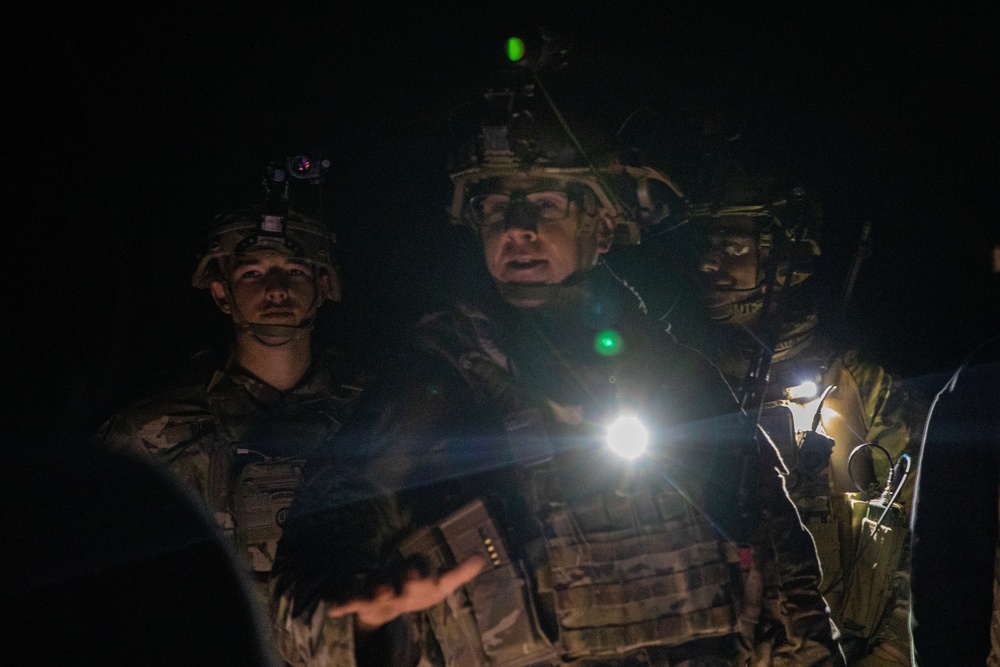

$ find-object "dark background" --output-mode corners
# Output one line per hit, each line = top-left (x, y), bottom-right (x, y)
(5, 3), (997, 442)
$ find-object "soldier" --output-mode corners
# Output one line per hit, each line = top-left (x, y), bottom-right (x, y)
(96, 160), (367, 616)
(909, 246), (1000, 665)
(641, 150), (923, 666)
(8, 433), (281, 666)
(269, 81), (841, 666)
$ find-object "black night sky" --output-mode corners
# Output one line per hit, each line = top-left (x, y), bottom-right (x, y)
(5, 3), (997, 443)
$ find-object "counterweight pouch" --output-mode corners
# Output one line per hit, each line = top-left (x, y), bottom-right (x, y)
(837, 494), (907, 644)
(232, 458), (305, 572)
(399, 498), (558, 667)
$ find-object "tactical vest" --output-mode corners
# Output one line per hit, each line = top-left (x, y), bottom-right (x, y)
(533, 463), (745, 662)
(399, 458), (747, 666)
(205, 370), (360, 574)
(408, 305), (748, 665)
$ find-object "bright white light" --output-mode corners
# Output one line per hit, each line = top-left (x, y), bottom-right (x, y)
(787, 381), (818, 401)
(787, 398), (840, 433)
(607, 415), (649, 460)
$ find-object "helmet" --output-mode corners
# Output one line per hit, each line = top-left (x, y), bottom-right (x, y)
(684, 156), (821, 291)
(192, 206), (341, 345)
(447, 86), (683, 246)
(192, 207), (341, 301)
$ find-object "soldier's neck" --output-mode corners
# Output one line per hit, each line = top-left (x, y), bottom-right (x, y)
(232, 332), (312, 391)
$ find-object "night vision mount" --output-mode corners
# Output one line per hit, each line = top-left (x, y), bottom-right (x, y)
(260, 153), (331, 234)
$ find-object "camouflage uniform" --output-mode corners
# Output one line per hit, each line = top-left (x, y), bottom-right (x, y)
(270, 271), (842, 666)
(699, 318), (923, 665)
(97, 346), (365, 611)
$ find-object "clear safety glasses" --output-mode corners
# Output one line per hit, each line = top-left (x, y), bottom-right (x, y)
(467, 190), (572, 228)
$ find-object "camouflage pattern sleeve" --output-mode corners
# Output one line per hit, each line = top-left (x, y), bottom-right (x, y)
(94, 386), (217, 510)
(840, 350), (927, 511)
(270, 594), (357, 667)
(268, 451), (430, 667)
(269, 351), (469, 666)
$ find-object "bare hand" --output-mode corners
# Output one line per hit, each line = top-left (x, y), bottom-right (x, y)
(328, 557), (485, 631)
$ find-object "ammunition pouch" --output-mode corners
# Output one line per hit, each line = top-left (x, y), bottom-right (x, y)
(836, 494), (907, 644)
(539, 482), (743, 660)
(232, 458), (305, 572)
(759, 404), (836, 523)
(399, 498), (558, 667)
(787, 430), (836, 523)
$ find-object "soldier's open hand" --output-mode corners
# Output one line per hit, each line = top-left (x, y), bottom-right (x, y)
(327, 556), (485, 631)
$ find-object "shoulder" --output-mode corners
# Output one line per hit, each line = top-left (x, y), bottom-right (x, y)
(837, 348), (890, 388)
(945, 335), (1000, 391)
(832, 348), (934, 438)
(932, 335), (1000, 413)
(96, 382), (214, 456)
(414, 302), (497, 351)
(832, 348), (894, 410)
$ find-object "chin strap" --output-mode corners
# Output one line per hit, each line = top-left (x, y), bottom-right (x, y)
(495, 270), (594, 309)
(705, 296), (765, 322)
(495, 279), (590, 309)
(221, 275), (325, 347)
(241, 321), (312, 347)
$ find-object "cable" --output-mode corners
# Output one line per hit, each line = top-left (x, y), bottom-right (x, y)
(847, 442), (892, 494)
(821, 444), (906, 599)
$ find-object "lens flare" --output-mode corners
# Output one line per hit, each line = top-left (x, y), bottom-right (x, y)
(607, 415), (649, 460)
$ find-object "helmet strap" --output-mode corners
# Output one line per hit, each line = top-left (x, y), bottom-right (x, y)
(219, 274), (325, 348)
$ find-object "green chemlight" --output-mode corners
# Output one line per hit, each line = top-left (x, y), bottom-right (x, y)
(506, 37), (525, 62)
(595, 330), (624, 356)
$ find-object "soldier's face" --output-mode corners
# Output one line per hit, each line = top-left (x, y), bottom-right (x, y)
(209, 250), (328, 326)
(478, 181), (613, 306)
(694, 216), (762, 321)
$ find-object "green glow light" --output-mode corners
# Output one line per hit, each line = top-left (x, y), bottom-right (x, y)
(506, 37), (525, 62)
(595, 329), (624, 356)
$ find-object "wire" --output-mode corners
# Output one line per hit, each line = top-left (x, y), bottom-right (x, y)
(847, 442), (892, 494)
(531, 68), (629, 217)
(821, 443), (905, 599)
(811, 384), (837, 432)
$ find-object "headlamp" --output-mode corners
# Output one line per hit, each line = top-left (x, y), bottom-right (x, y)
(606, 414), (649, 460)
